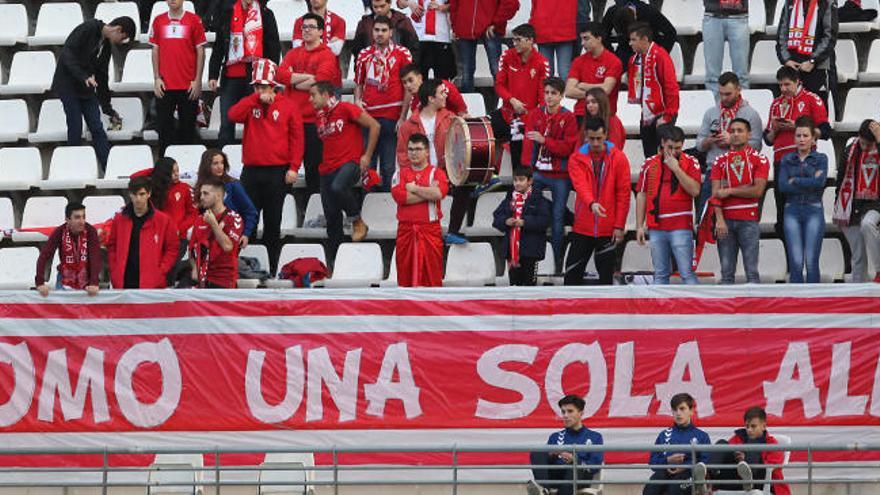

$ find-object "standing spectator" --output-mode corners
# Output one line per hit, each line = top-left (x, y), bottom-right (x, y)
(530, 0), (577, 79)
(293, 0), (346, 57)
(310, 81), (380, 256)
(208, 0), (281, 148)
(189, 177), (244, 288)
(227, 59), (304, 275)
(133, 157), (199, 260)
(566, 117), (631, 285)
(779, 116), (828, 283)
(195, 149), (259, 248)
(150, 0), (207, 155)
(107, 177), (179, 289)
(834, 119), (880, 283)
(583, 87), (625, 150)
(449, 0), (520, 92)
(354, 16), (414, 191)
(352, 0), (420, 60)
(52, 17), (135, 170)
(493, 167), (552, 286)
(636, 125), (701, 285)
(397, 79), (457, 169)
(521, 77), (579, 270)
(397, 0), (456, 80)
(399, 64), (469, 124)
(392, 133), (449, 287)
(627, 22), (679, 158)
(35, 203), (102, 297)
(710, 118), (770, 284)
(279, 12), (342, 197)
(566, 22), (623, 118)
(776, 0), (838, 107)
(702, 0), (750, 98)
(602, 0), (676, 70)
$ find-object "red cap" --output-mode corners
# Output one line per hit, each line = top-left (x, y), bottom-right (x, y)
(251, 58), (278, 86)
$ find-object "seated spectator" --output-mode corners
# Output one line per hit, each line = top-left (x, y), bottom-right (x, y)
(775, 0), (838, 107)
(627, 22), (679, 158)
(583, 87), (625, 150)
(642, 393), (711, 495)
(293, 0), (346, 57)
(189, 177), (244, 289)
(134, 157), (198, 258)
(449, 0), (519, 92)
(107, 177), (179, 289)
(701, 0), (750, 97)
(34, 203), (102, 297)
(527, 394), (604, 495)
(391, 133), (448, 287)
(706, 407), (791, 494)
(779, 116), (828, 283)
(195, 149), (259, 248)
(352, 0), (420, 59)
(530, 0), (578, 79)
(399, 64), (468, 125)
(602, 0), (676, 70)
(710, 118), (770, 284)
(492, 167), (552, 286)
(833, 119), (880, 283)
(566, 22), (623, 118)
(636, 125), (701, 285)
(397, 0), (456, 80)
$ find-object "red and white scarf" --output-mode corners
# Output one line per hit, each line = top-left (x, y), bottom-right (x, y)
(228, 0), (264, 66)
(834, 140), (880, 226)
(316, 96), (340, 137)
(509, 188), (531, 268)
(364, 42), (397, 91)
(627, 42), (664, 123)
(787, 0), (820, 57)
(59, 225), (89, 289)
(719, 95), (744, 132)
(411, 0), (437, 35)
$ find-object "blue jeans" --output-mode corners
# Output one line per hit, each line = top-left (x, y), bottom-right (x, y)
(218, 76), (252, 148)
(533, 172), (571, 264)
(649, 229), (698, 285)
(364, 117), (397, 192)
(321, 162), (363, 256)
(539, 42), (575, 80)
(457, 36), (502, 93)
(58, 91), (110, 168)
(783, 201), (824, 283)
(717, 219), (760, 284)
(702, 15), (750, 98)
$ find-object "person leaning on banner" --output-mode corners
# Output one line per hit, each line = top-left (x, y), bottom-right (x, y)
(189, 177), (245, 289)
(35, 203), (102, 297)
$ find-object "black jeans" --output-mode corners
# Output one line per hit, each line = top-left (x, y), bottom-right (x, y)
(642, 469), (692, 495)
(800, 68), (830, 109)
(509, 258), (539, 286)
(241, 165), (289, 275)
(564, 233), (617, 285)
(58, 91), (110, 169)
(321, 162), (363, 258)
(490, 109), (522, 172)
(419, 41), (457, 80)
(303, 123), (323, 198)
(219, 76), (252, 148)
(448, 185), (475, 235)
(157, 89), (198, 155)
(530, 451), (595, 495)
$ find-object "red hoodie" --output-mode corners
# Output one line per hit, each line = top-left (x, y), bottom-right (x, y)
(448, 0), (519, 39)
(496, 47), (550, 123)
(132, 169), (197, 240)
(529, 0), (577, 43)
(569, 143), (632, 238)
(106, 206), (179, 289)
(727, 430), (791, 495)
(278, 42), (342, 123)
(228, 92), (305, 173)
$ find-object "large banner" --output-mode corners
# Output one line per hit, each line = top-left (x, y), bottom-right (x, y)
(1, 285), (879, 469)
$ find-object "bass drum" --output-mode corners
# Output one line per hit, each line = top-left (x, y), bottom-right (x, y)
(444, 116), (500, 186)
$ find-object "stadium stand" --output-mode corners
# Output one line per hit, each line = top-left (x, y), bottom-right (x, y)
(0, 3), (28, 46)
(0, 148), (42, 191)
(27, 3), (84, 47)
(324, 242), (384, 288)
(41, 146), (100, 190)
(0, 99), (30, 143)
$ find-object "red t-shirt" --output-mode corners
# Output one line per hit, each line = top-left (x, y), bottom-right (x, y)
(710, 148), (770, 221)
(767, 87), (828, 163)
(569, 49), (623, 115)
(409, 80), (468, 116)
(354, 43), (413, 120)
(278, 43), (341, 123)
(149, 11), (207, 91)
(316, 100), (365, 175)
(637, 154), (701, 231)
(392, 164), (449, 224)
(189, 209), (244, 288)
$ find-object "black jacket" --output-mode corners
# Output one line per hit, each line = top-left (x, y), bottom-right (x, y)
(208, 0), (281, 83)
(602, 2), (677, 69)
(351, 11), (420, 61)
(492, 190), (552, 261)
(51, 20), (116, 116)
(776, 0), (838, 70)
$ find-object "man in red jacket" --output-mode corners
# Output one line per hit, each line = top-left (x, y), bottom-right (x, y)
(228, 58), (304, 276)
(565, 117), (631, 285)
(449, 0), (519, 92)
(566, 22), (623, 118)
(35, 203), (102, 297)
(107, 176), (179, 289)
(279, 12), (342, 197)
(627, 22), (679, 157)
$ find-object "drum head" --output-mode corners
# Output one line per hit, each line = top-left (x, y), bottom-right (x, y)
(445, 117), (471, 186)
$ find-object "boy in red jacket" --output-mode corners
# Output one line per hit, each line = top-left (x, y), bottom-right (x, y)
(228, 58), (304, 276)
(566, 117), (631, 285)
(627, 22), (679, 158)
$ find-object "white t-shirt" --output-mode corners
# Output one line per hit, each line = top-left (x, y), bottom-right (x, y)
(409, 0), (451, 43)
(421, 113), (438, 165)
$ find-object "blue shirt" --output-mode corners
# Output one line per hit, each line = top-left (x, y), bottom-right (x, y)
(223, 180), (258, 237)
(648, 422), (711, 470)
(546, 426), (604, 474)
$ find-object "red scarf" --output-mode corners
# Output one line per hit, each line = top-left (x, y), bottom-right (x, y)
(509, 188), (531, 268)
(411, 0), (437, 35)
(787, 0), (820, 57)
(364, 42), (397, 91)
(59, 225), (89, 289)
(228, 0), (264, 66)
(834, 141), (880, 226)
(627, 42), (664, 123)
(719, 95), (743, 132)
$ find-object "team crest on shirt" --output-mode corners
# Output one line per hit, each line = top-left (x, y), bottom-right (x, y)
(253, 108), (262, 119)
(596, 66), (607, 77)
(154, 234), (159, 244)
(272, 110), (280, 121)
(530, 68), (536, 79)
(863, 159), (878, 188)
(730, 155), (746, 183)
(175, 191), (181, 201)
(797, 101), (805, 112)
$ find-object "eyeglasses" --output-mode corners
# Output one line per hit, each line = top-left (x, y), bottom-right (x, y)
(302, 25), (319, 31)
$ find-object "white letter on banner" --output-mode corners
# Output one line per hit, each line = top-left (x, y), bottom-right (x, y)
(763, 342), (821, 418)
(475, 344), (540, 419)
(655, 341), (715, 416)
(0, 342), (35, 427)
(38, 348), (109, 423)
(826, 342), (868, 417)
(245, 346), (305, 423)
(114, 339), (182, 428)
(545, 343), (607, 418)
(610, 342), (653, 417)
(364, 342), (422, 419)
(306, 347), (361, 422)
(871, 352), (880, 417)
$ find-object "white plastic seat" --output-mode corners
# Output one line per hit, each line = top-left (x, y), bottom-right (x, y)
(82, 196), (125, 224)
(443, 242), (497, 286)
(111, 49), (154, 92)
(380, 249), (398, 287)
(535, 242), (559, 285)
(741, 239), (786, 283)
(461, 93), (487, 117)
(361, 193), (398, 239)
(324, 243), (384, 288)
(165, 145), (207, 183)
(27, 3), (84, 46)
(670, 43), (685, 82)
(292, 194), (337, 239)
(148, 453), (203, 495)
(101, 97), (144, 141)
(0, 4), (28, 46)
(750, 41), (781, 85)
(617, 91), (641, 134)
(0, 51), (56, 95)
(678, 90), (716, 134)
(94, 2), (142, 39)
(741, 89), (774, 119)
(747, 0), (766, 33)
(694, 242), (721, 282)
(29, 99), (81, 143)
(0, 248), (40, 290)
(222, 144), (244, 179)
(662, 0), (704, 35)
(759, 189), (777, 234)
(267, 0), (308, 41)
(238, 244), (271, 288)
(624, 140), (646, 182)
(336, 0), (365, 40)
(766, 0), (785, 35)
(621, 241), (653, 272)
(506, 0), (531, 36)
(265, 243), (328, 288)
(462, 192), (506, 237)
(0, 100), (30, 142)
(41, 147), (99, 190)
(858, 39), (880, 82)
(474, 45), (495, 88)
(835, 39), (859, 83)
(684, 42), (731, 86)
(259, 452), (315, 495)
(0, 148), (42, 191)
(838, 88), (880, 132)
(817, 139), (837, 179)
(98, 145), (154, 189)
(819, 238), (845, 283)
(13, 196), (68, 242)
(0, 198), (15, 241)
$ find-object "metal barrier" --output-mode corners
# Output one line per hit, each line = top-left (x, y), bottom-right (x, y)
(0, 442), (878, 494)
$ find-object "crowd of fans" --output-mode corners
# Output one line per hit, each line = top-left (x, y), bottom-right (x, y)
(31, 0), (880, 293)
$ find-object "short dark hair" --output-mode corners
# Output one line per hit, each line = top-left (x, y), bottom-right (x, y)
(512, 23), (536, 40)
(794, 115), (817, 132)
(312, 80), (335, 95)
(670, 393), (695, 410)
(658, 124), (685, 143)
(858, 119), (878, 142)
(109, 16), (136, 44)
(776, 65), (800, 82)
(418, 79), (443, 107)
(301, 12), (325, 31)
(627, 21), (653, 40)
(127, 176), (151, 194)
(580, 21), (603, 39)
(199, 175), (226, 193)
(584, 116), (607, 134)
(512, 166), (533, 179)
(65, 203), (85, 219)
(373, 15), (393, 29)
(399, 63), (422, 79)
(408, 133), (430, 149)
(558, 394), (586, 412)
(718, 72), (741, 88)
(743, 406), (767, 423)
(730, 117), (751, 132)
(543, 77), (565, 94)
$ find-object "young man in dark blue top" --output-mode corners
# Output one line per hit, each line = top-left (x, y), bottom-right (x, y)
(528, 395), (604, 495)
(643, 393), (712, 495)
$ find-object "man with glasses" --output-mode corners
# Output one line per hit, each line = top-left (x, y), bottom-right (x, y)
(292, 0), (346, 58)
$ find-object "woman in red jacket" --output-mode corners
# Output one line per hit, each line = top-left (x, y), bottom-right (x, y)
(134, 157), (199, 256)
(584, 87), (625, 150)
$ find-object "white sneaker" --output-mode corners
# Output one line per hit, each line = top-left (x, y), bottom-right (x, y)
(692, 461), (708, 495)
(526, 480), (547, 495)
(737, 460), (754, 491)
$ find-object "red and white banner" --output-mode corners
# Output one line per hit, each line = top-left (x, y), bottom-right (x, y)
(1, 285), (879, 470)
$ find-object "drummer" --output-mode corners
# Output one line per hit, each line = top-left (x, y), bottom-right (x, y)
(398, 63), (469, 125)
